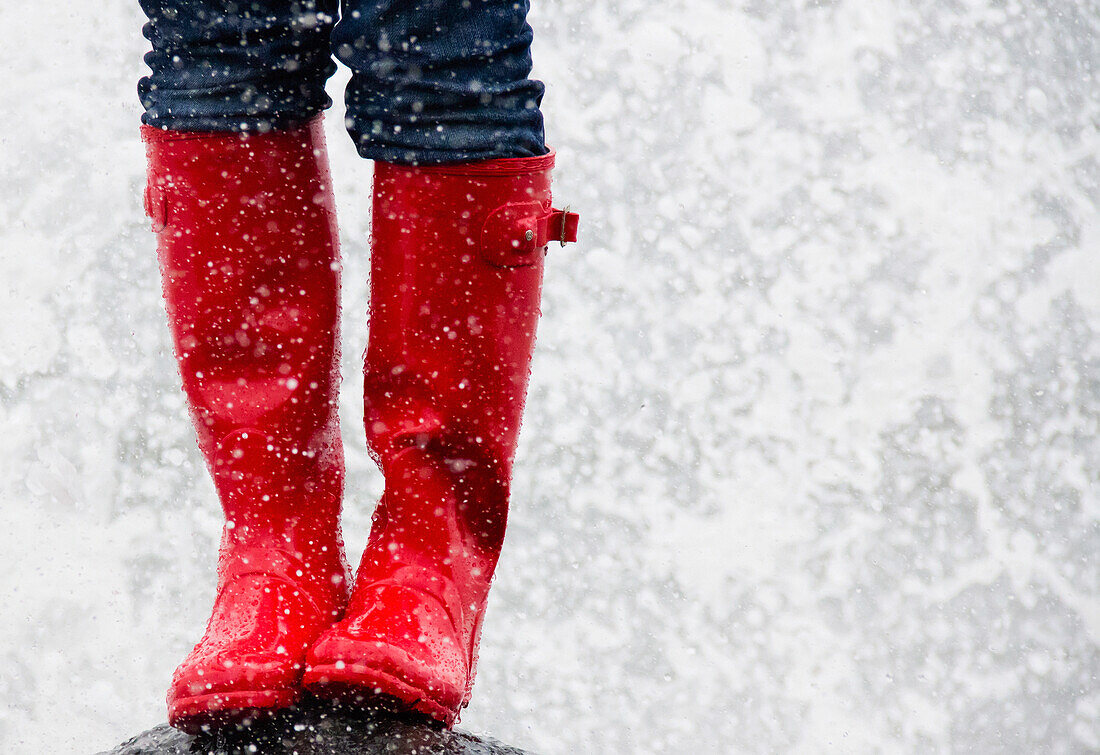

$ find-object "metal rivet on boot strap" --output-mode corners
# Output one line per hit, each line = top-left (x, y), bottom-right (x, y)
(524, 229), (534, 242)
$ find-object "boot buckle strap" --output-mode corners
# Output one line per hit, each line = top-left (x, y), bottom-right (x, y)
(481, 203), (580, 267)
(143, 181), (168, 233)
(546, 207), (579, 247)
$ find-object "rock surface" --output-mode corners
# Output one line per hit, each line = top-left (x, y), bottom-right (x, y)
(101, 698), (530, 755)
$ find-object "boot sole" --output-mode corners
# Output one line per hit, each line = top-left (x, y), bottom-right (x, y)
(168, 688), (299, 734)
(303, 663), (457, 726)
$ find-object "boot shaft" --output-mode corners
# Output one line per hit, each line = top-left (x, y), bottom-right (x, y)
(364, 154), (573, 475)
(359, 152), (577, 656)
(142, 119), (345, 551)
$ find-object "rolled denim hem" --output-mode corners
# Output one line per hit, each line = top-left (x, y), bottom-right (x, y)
(347, 107), (549, 164)
(351, 141), (549, 166)
(137, 0), (338, 135)
(345, 104), (548, 164)
(138, 104), (330, 134)
(334, 0), (546, 165)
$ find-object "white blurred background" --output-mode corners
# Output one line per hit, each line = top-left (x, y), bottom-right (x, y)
(1, 1), (1097, 752)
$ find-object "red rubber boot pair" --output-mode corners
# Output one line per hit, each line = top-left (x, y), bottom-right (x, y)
(143, 117), (577, 731)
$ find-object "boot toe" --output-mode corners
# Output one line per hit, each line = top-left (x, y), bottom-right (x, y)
(170, 648), (302, 700)
(167, 571), (339, 727)
(167, 648), (303, 733)
(304, 583), (467, 721)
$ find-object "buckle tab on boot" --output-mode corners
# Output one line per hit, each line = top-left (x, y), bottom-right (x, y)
(143, 181), (168, 233)
(481, 204), (579, 267)
(548, 207), (579, 247)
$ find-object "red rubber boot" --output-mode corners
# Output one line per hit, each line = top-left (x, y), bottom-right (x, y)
(142, 118), (350, 733)
(304, 154), (578, 725)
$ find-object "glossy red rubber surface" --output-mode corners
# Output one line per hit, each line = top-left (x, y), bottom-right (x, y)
(305, 153), (568, 727)
(142, 118), (351, 731)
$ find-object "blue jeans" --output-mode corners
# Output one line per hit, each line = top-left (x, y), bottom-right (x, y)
(137, 0), (547, 164)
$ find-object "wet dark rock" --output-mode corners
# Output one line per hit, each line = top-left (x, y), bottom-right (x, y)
(101, 697), (530, 755)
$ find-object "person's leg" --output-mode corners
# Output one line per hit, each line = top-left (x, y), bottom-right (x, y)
(331, 0), (548, 164)
(303, 0), (577, 727)
(138, 0), (348, 732)
(139, 0), (338, 132)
